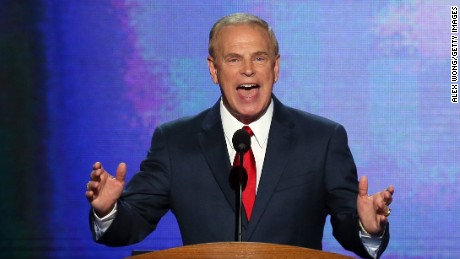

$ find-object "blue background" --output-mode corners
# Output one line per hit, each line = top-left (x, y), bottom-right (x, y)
(1, 1), (458, 258)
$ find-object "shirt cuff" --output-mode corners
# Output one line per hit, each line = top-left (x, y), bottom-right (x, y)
(359, 220), (386, 259)
(93, 203), (117, 240)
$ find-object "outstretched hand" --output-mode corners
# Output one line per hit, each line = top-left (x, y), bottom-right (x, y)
(357, 176), (394, 235)
(85, 162), (127, 217)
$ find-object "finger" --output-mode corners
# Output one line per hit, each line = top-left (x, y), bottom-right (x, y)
(379, 214), (389, 225)
(377, 192), (388, 209)
(386, 185), (395, 195)
(358, 176), (368, 197)
(380, 186), (394, 206)
(383, 190), (393, 206)
(380, 204), (390, 215)
(116, 162), (127, 182)
(385, 186), (395, 204)
(86, 180), (99, 192)
(90, 164), (106, 180)
(85, 190), (94, 201)
(376, 196), (391, 217)
(85, 181), (98, 201)
(90, 168), (97, 179)
(93, 162), (102, 170)
(86, 180), (92, 190)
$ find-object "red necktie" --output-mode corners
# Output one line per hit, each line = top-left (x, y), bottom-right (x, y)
(233, 126), (256, 220)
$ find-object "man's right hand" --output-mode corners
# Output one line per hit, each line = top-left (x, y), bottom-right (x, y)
(85, 162), (127, 217)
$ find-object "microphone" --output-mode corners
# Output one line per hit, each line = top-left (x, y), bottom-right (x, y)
(230, 129), (251, 242)
(230, 128), (251, 190)
(232, 128), (251, 153)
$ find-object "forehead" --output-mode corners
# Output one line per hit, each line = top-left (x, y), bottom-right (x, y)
(215, 24), (271, 53)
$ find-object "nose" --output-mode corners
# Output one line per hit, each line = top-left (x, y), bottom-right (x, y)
(241, 59), (255, 77)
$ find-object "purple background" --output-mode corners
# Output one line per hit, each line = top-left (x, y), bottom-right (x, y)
(2, 1), (458, 258)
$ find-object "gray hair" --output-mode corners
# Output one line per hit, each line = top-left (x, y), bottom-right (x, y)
(208, 13), (279, 59)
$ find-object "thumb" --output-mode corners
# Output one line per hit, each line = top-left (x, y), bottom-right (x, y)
(116, 162), (127, 182)
(358, 175), (368, 197)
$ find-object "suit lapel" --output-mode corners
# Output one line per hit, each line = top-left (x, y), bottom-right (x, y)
(197, 97), (296, 240)
(245, 97), (295, 240)
(198, 101), (236, 213)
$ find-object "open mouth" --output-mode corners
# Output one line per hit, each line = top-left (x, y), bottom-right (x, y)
(237, 84), (259, 90)
(237, 84), (259, 100)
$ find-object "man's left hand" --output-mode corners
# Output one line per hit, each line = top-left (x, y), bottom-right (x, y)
(357, 175), (394, 235)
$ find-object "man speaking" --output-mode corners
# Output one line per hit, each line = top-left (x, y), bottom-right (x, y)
(85, 13), (394, 259)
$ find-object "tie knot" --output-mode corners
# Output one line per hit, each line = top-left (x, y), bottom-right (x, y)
(242, 126), (254, 137)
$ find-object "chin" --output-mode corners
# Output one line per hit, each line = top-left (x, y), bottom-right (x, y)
(239, 110), (264, 123)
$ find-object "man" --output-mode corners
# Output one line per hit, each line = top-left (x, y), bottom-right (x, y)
(85, 13), (394, 258)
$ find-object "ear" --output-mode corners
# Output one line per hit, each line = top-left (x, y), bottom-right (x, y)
(273, 54), (280, 83)
(207, 56), (219, 84)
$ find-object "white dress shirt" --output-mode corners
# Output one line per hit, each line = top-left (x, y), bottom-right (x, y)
(220, 98), (273, 192)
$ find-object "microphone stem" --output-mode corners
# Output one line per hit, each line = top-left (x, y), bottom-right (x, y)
(237, 151), (244, 242)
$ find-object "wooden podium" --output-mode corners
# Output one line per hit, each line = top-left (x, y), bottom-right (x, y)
(125, 242), (355, 259)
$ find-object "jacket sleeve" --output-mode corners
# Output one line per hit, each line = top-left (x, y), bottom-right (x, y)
(91, 126), (172, 246)
(325, 124), (390, 258)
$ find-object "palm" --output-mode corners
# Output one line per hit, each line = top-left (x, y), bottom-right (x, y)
(85, 162), (126, 217)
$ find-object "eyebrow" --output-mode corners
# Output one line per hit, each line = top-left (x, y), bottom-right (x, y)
(224, 51), (270, 59)
(252, 51), (270, 56)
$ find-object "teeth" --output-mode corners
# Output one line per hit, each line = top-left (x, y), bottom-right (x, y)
(239, 84), (257, 88)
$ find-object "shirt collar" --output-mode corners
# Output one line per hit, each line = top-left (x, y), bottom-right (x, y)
(220, 98), (273, 149)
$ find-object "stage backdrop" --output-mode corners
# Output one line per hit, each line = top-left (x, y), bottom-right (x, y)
(0, 0), (458, 258)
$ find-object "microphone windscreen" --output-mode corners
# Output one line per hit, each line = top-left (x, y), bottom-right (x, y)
(232, 129), (251, 153)
(229, 166), (248, 191)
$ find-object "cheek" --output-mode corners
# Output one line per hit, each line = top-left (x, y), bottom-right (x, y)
(218, 81), (236, 99)
(217, 72), (237, 88)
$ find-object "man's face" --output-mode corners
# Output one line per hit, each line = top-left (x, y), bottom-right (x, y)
(208, 24), (280, 124)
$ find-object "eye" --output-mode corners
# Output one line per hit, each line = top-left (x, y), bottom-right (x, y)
(228, 58), (239, 63)
(255, 56), (266, 62)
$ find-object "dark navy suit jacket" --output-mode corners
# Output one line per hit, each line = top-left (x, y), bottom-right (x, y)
(92, 96), (389, 258)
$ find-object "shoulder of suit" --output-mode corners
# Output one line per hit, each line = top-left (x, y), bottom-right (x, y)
(278, 104), (342, 129)
(156, 106), (213, 132)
